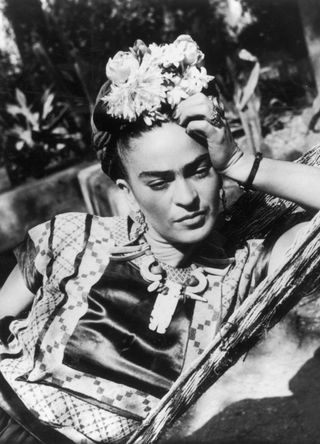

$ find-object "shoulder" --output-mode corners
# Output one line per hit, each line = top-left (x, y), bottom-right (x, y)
(27, 212), (123, 253)
(24, 212), (128, 278)
(268, 222), (308, 275)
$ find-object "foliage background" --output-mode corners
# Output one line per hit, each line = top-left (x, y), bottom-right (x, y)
(0, 0), (315, 184)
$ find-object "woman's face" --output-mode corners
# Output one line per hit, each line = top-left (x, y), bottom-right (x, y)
(118, 122), (221, 245)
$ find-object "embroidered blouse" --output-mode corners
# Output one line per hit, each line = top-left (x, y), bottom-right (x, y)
(0, 212), (294, 442)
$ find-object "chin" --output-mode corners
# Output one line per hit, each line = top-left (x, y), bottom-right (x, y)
(170, 218), (215, 245)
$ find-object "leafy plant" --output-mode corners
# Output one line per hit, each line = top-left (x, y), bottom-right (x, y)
(5, 87), (84, 183)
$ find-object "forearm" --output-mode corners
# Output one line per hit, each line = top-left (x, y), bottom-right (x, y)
(0, 265), (35, 319)
(224, 153), (320, 210)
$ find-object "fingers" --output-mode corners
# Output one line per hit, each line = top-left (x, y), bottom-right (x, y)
(177, 92), (207, 108)
(174, 93), (209, 122)
(177, 105), (211, 127)
(175, 92), (207, 111)
(175, 93), (224, 128)
(186, 119), (224, 143)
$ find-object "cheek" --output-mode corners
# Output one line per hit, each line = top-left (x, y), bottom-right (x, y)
(132, 187), (170, 220)
(142, 197), (166, 216)
(197, 175), (220, 205)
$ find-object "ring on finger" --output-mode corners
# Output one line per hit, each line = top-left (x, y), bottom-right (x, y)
(207, 96), (224, 128)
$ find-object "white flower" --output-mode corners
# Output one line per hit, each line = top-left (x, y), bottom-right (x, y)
(174, 34), (204, 66)
(131, 39), (149, 61)
(148, 43), (165, 62)
(160, 43), (185, 68)
(102, 53), (166, 121)
(166, 86), (189, 107)
(102, 36), (215, 124)
(174, 34), (195, 45)
(180, 66), (214, 95)
(106, 51), (139, 85)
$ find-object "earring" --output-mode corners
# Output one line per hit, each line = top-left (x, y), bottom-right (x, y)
(220, 187), (232, 222)
(133, 209), (148, 234)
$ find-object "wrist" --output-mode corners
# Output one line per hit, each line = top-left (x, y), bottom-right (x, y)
(239, 152), (263, 191)
(216, 144), (245, 175)
(223, 152), (263, 191)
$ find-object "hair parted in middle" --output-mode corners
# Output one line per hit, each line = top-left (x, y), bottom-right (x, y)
(92, 34), (218, 181)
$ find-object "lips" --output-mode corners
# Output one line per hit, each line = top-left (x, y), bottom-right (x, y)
(175, 210), (207, 223)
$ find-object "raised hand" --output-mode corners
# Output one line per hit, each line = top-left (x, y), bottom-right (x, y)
(174, 93), (242, 172)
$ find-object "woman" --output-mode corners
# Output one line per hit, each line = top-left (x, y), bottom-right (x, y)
(0, 35), (320, 444)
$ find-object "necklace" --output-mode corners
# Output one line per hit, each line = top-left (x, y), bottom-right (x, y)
(132, 241), (231, 334)
(109, 224), (232, 335)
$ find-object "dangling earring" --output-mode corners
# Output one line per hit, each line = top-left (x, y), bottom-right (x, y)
(133, 209), (148, 234)
(220, 187), (232, 222)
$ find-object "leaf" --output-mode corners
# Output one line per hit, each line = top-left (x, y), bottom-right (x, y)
(21, 108), (39, 128)
(15, 89), (27, 108)
(42, 88), (50, 102)
(238, 49), (257, 63)
(11, 88), (40, 128)
(32, 113), (40, 130)
(42, 92), (55, 120)
(6, 104), (23, 116)
(52, 126), (67, 135)
(238, 62), (260, 111)
(19, 129), (34, 147)
(8, 124), (24, 136)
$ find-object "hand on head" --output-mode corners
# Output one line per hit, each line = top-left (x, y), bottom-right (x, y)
(174, 93), (241, 172)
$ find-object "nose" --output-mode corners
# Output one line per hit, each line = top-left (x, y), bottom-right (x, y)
(172, 177), (198, 209)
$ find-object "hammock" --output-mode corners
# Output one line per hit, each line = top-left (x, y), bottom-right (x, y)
(124, 145), (320, 444)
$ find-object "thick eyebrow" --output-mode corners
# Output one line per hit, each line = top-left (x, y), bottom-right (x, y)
(138, 153), (211, 179)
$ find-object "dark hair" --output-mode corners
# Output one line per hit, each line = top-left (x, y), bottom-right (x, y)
(92, 120), (157, 181)
(91, 81), (171, 181)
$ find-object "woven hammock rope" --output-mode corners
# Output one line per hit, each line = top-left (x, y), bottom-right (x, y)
(127, 145), (320, 444)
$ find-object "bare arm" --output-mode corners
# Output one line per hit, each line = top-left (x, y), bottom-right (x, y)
(0, 264), (35, 318)
(224, 155), (320, 211)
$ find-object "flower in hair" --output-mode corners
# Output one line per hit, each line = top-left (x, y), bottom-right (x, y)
(106, 51), (139, 84)
(101, 35), (214, 125)
(103, 53), (166, 123)
(171, 34), (205, 66)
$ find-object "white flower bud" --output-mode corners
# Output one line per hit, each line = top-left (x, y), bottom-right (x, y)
(106, 51), (139, 84)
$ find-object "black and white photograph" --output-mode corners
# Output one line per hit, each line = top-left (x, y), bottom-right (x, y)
(1, 0), (320, 443)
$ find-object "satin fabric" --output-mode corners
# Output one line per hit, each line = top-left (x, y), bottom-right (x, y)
(63, 259), (194, 398)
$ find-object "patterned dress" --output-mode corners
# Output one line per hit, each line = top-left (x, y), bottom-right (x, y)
(0, 212), (277, 443)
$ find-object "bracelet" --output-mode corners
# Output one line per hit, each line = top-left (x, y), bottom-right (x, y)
(239, 152), (263, 192)
(216, 144), (244, 175)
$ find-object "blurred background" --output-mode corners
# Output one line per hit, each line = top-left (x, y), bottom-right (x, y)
(1, 0), (320, 283)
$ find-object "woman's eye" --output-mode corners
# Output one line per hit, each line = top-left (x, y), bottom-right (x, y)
(195, 167), (210, 178)
(148, 181), (169, 190)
